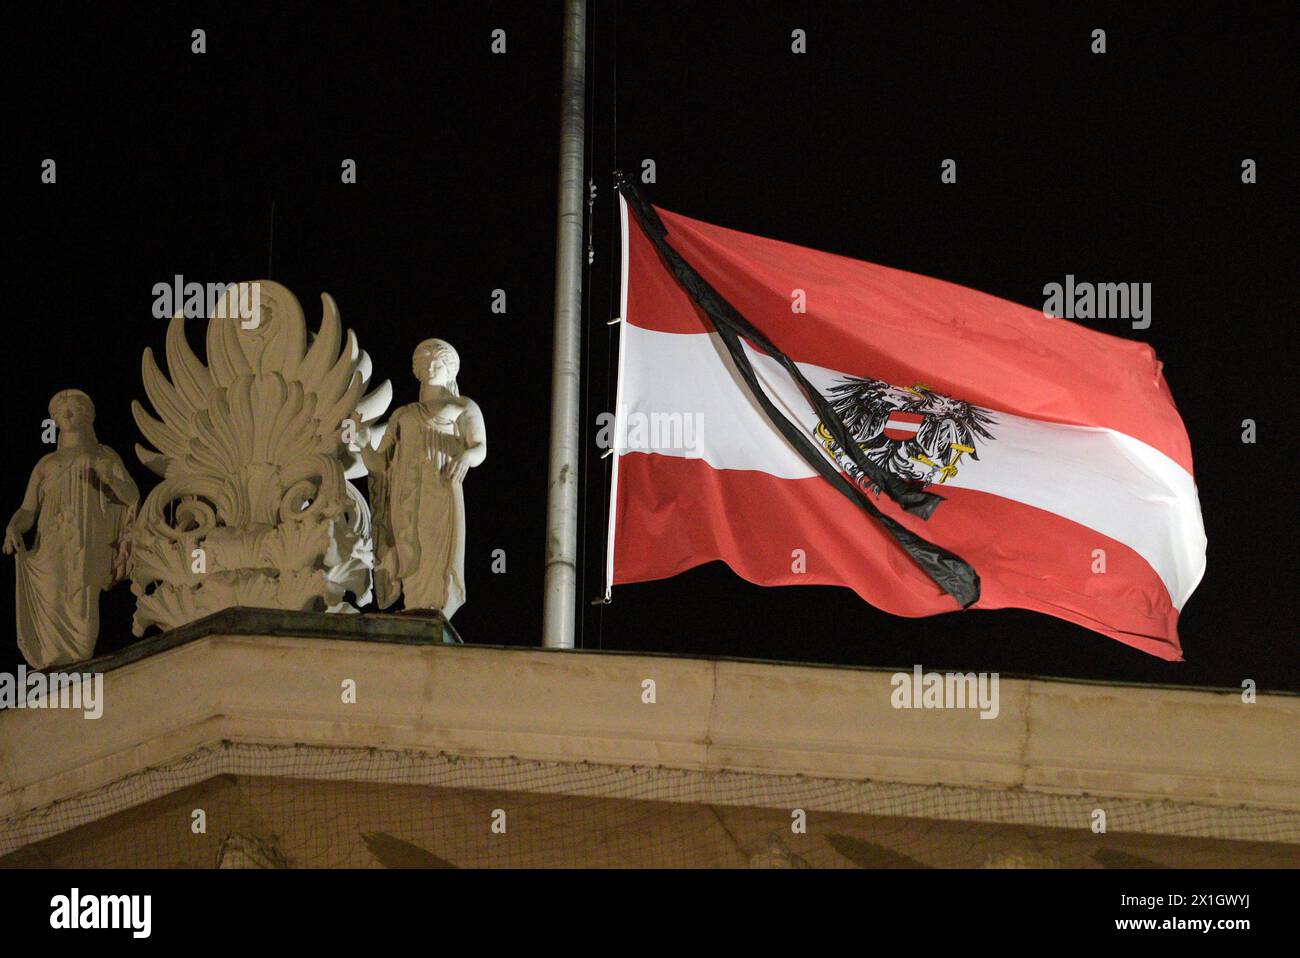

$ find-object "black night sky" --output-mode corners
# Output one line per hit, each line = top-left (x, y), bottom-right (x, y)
(5, 2), (1295, 691)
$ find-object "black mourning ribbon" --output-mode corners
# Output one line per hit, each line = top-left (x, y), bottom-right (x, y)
(617, 179), (979, 608)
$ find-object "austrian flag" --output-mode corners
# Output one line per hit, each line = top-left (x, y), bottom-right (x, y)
(604, 187), (1207, 661)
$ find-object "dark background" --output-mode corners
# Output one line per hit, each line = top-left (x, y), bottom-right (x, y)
(4, 1), (1294, 690)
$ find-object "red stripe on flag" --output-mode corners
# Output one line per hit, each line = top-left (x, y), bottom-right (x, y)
(624, 206), (1194, 473)
(613, 453), (1182, 660)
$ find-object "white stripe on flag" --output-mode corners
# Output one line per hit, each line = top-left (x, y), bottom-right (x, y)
(616, 322), (1207, 609)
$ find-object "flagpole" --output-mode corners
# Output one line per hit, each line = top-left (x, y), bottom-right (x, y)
(543, 0), (587, 649)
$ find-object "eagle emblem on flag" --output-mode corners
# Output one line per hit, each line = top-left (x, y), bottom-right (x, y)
(815, 378), (997, 490)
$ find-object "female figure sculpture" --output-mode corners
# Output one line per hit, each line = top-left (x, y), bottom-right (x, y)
(3, 390), (139, 668)
(363, 340), (486, 620)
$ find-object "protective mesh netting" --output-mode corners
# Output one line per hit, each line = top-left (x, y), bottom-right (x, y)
(2, 742), (1297, 868)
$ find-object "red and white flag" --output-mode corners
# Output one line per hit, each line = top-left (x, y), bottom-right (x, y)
(605, 191), (1206, 661)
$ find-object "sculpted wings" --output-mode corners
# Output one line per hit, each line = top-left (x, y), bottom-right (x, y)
(132, 283), (392, 484)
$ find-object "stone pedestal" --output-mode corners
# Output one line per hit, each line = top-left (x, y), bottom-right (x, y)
(83, 606), (461, 675)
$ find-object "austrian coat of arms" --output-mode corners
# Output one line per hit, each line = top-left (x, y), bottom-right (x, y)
(815, 378), (997, 492)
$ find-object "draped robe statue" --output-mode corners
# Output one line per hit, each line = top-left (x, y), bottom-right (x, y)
(3, 390), (139, 668)
(362, 340), (486, 619)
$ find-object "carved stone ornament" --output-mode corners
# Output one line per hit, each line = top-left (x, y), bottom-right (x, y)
(4, 390), (139, 668)
(129, 281), (391, 635)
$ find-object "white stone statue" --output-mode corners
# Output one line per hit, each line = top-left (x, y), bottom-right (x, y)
(4, 390), (139, 669)
(129, 281), (391, 634)
(362, 340), (486, 619)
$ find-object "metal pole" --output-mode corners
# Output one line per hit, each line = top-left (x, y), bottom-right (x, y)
(543, 0), (586, 649)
